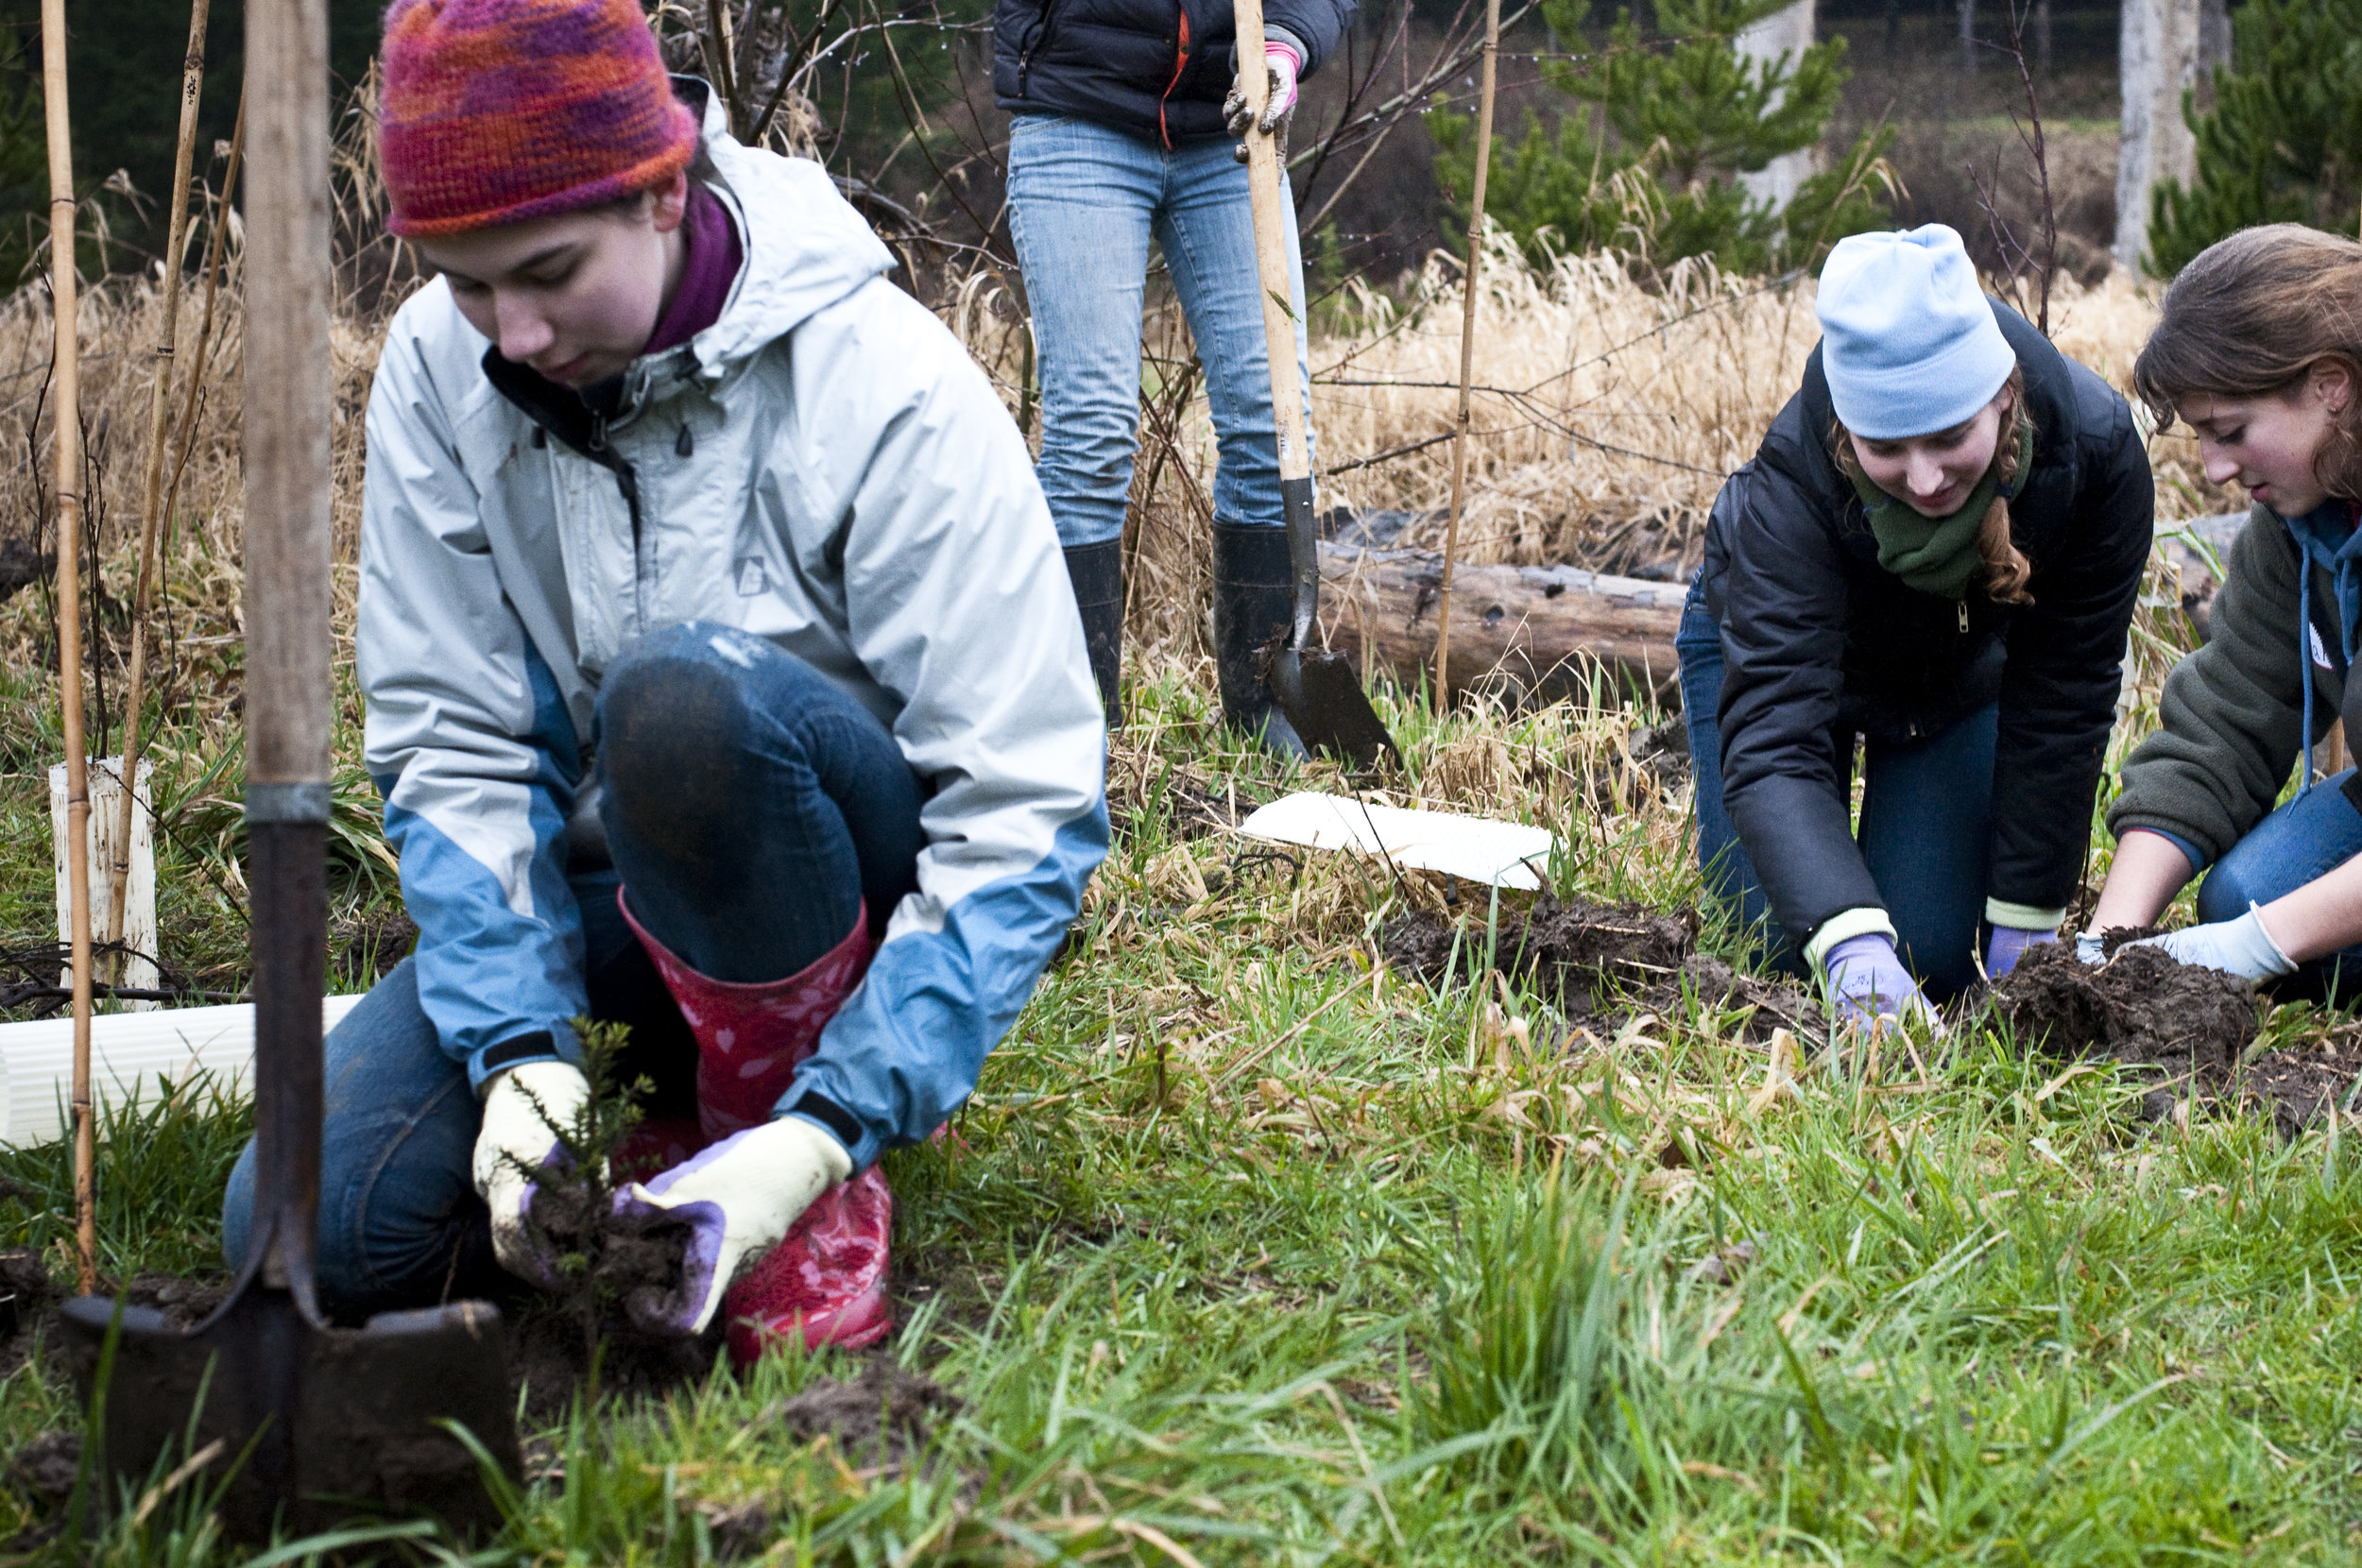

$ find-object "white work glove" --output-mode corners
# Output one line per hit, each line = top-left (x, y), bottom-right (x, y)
(2127, 903), (2297, 982)
(1224, 41), (1300, 159)
(471, 1060), (590, 1289)
(2075, 931), (2106, 964)
(609, 1116), (852, 1336)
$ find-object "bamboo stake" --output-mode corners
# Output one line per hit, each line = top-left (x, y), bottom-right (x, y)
(158, 93), (245, 552)
(1430, 0), (1500, 712)
(41, 0), (96, 1295)
(106, 0), (213, 977)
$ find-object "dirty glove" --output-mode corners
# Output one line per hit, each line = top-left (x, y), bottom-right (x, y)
(2075, 931), (2107, 964)
(2127, 903), (2296, 983)
(1225, 39), (1300, 160)
(1984, 925), (2057, 980)
(472, 1060), (590, 1289)
(1823, 932), (1933, 1030)
(610, 1115), (852, 1336)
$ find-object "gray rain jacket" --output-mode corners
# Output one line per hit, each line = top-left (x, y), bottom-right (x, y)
(357, 92), (1107, 1169)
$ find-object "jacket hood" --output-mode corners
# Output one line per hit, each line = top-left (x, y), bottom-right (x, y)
(674, 80), (895, 375)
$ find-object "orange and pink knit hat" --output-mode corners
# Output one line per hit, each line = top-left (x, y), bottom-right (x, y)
(379, 0), (699, 237)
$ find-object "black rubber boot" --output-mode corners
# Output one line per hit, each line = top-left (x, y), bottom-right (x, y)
(1061, 538), (1123, 730)
(1210, 521), (1308, 758)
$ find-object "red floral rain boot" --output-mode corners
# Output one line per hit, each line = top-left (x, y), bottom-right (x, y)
(619, 894), (896, 1362)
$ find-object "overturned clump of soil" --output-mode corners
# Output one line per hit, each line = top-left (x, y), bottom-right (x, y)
(1382, 896), (1823, 1043)
(773, 1359), (961, 1463)
(2240, 1035), (2362, 1139)
(1990, 942), (2262, 1117)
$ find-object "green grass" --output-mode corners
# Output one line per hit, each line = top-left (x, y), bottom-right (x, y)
(0, 643), (2358, 1563)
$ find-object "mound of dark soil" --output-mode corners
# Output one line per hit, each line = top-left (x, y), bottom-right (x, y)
(1989, 942), (2262, 1117)
(1381, 897), (1823, 1043)
(122, 1271), (229, 1332)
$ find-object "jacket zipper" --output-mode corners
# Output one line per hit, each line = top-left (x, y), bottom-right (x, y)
(1959, 601), (1969, 633)
(1017, 0), (1061, 96)
(1156, 6), (1192, 149)
(588, 410), (647, 627)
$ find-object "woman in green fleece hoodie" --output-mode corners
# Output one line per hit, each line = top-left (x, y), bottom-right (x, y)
(2091, 225), (2362, 992)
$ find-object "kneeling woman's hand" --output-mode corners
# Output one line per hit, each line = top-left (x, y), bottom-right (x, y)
(611, 1116), (853, 1336)
(2127, 904), (2297, 983)
(1824, 933), (1935, 1030)
(473, 1061), (591, 1288)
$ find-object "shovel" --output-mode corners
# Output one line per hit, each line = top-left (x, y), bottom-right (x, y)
(1230, 0), (1400, 773)
(57, 0), (522, 1536)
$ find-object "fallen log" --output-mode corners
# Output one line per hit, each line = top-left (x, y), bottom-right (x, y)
(1315, 542), (1685, 708)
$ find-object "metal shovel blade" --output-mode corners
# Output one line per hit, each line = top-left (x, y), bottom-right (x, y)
(1268, 646), (1400, 773)
(1268, 476), (1401, 773)
(59, 1287), (521, 1539)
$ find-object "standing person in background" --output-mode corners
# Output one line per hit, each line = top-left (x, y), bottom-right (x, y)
(221, 0), (1106, 1364)
(2088, 227), (2362, 997)
(1678, 226), (2152, 1029)
(995, 0), (1356, 750)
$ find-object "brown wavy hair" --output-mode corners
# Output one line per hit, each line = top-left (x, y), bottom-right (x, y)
(2132, 223), (2362, 503)
(1831, 365), (2033, 605)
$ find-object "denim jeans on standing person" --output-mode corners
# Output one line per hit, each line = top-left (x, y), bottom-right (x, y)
(1005, 112), (1313, 548)
(220, 622), (927, 1318)
(1676, 585), (1997, 1001)
(2188, 774), (2362, 1001)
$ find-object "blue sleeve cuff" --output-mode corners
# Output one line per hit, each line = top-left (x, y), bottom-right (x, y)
(2125, 826), (2208, 877)
(469, 1026), (583, 1094)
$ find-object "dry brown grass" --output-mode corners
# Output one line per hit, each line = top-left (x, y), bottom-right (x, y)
(950, 236), (2234, 662)
(0, 227), (2224, 752)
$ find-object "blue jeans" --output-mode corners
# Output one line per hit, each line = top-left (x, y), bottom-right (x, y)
(222, 623), (926, 1316)
(1678, 592), (1996, 1000)
(1006, 113), (1313, 548)
(2192, 776), (2362, 999)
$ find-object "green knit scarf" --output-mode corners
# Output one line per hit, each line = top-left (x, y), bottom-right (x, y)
(1847, 418), (2032, 600)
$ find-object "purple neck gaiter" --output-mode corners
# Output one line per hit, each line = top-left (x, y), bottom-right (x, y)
(643, 183), (744, 355)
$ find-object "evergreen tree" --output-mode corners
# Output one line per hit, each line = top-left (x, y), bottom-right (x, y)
(2148, 0), (2362, 279)
(1429, 0), (1892, 276)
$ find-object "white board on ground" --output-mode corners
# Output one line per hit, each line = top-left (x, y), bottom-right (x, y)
(0, 995), (364, 1148)
(1238, 793), (1558, 890)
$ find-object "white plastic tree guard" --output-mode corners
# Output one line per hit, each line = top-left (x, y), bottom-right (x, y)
(49, 757), (157, 1008)
(0, 996), (363, 1148)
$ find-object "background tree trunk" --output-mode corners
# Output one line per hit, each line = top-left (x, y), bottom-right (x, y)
(2114, 0), (2202, 274)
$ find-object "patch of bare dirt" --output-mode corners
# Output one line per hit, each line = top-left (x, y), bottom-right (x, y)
(1989, 942), (2262, 1119)
(770, 1359), (960, 1463)
(1381, 896), (1823, 1043)
(2236, 1035), (2362, 1139)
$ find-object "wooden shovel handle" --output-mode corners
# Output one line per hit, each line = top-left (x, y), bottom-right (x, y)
(1230, 0), (1321, 647)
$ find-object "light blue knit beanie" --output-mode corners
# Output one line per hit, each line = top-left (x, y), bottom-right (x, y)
(1817, 224), (2015, 440)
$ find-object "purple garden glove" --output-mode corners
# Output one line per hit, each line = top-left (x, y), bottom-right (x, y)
(610, 1116), (852, 1337)
(1984, 925), (2057, 980)
(1823, 932), (1934, 1030)
(471, 1061), (590, 1289)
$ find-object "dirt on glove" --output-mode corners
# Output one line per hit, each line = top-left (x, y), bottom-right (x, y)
(1381, 896), (1823, 1043)
(1988, 941), (2262, 1117)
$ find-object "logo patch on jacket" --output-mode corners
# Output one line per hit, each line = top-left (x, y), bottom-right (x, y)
(735, 557), (769, 596)
(2313, 622), (2335, 672)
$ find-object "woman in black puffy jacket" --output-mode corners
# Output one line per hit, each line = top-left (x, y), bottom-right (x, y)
(1679, 225), (2152, 1027)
